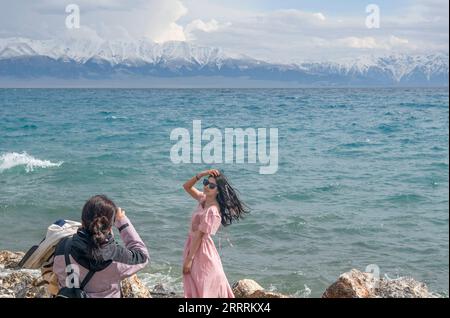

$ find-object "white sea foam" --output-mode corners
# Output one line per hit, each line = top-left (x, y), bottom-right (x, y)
(0, 152), (63, 173)
(292, 284), (312, 298)
(139, 271), (183, 295)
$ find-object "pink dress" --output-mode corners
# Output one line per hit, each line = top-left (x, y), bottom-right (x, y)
(183, 193), (235, 298)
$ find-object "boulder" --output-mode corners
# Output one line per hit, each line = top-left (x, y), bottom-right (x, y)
(247, 289), (289, 298)
(232, 279), (289, 298)
(322, 269), (437, 298)
(150, 283), (181, 298)
(0, 270), (50, 298)
(0, 251), (24, 269)
(375, 277), (437, 298)
(121, 274), (152, 298)
(232, 279), (264, 297)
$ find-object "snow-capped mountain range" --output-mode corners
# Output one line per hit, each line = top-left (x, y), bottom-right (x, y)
(0, 37), (448, 86)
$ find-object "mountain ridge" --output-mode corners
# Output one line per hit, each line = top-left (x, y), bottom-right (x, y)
(0, 37), (448, 86)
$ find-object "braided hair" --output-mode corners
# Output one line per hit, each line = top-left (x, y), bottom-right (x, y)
(81, 195), (116, 250)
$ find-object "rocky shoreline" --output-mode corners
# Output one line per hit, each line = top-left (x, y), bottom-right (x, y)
(0, 250), (438, 298)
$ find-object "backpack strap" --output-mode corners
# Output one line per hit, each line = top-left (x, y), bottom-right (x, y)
(63, 237), (96, 290)
(64, 238), (72, 273)
(80, 270), (96, 289)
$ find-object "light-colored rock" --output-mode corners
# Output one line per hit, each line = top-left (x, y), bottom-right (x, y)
(376, 277), (437, 298)
(247, 289), (289, 298)
(3, 250), (436, 298)
(0, 270), (50, 298)
(232, 279), (264, 297)
(232, 279), (289, 298)
(121, 274), (152, 298)
(322, 269), (437, 298)
(322, 269), (376, 298)
(0, 250), (58, 298)
(0, 269), (152, 298)
(0, 251), (24, 269)
(0, 250), (152, 298)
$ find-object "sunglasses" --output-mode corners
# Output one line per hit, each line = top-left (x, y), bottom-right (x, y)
(203, 178), (217, 189)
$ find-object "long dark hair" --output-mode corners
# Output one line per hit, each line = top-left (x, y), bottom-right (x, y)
(214, 173), (249, 226)
(81, 195), (116, 248)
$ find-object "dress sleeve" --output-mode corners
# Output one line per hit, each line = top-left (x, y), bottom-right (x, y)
(198, 206), (221, 235)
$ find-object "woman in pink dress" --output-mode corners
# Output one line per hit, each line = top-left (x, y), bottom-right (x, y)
(182, 169), (249, 298)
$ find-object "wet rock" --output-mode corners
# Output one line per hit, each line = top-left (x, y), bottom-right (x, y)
(150, 283), (182, 298)
(322, 269), (437, 298)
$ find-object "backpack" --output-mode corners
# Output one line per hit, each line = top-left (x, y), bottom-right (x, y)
(19, 219), (82, 269)
(18, 219), (82, 296)
(55, 238), (96, 298)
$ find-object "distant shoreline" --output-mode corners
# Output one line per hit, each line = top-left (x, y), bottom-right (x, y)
(0, 80), (449, 89)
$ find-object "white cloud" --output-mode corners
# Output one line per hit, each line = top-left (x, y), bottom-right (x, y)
(259, 9), (327, 29)
(178, 1), (447, 62)
(389, 35), (409, 46)
(153, 23), (186, 43)
(187, 19), (220, 33)
(185, 19), (231, 41)
(338, 37), (380, 49)
(0, 0), (189, 43)
(0, 0), (447, 62)
(313, 13), (326, 21)
(335, 35), (411, 50)
(149, 1), (188, 42)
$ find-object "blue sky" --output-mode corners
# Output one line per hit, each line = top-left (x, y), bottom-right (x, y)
(0, 0), (448, 62)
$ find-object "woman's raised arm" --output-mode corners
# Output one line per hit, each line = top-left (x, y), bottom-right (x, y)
(183, 169), (220, 201)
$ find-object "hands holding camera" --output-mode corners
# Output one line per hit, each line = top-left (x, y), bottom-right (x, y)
(115, 207), (126, 222)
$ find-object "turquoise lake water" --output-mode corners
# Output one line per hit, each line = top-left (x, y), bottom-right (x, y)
(0, 88), (448, 297)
